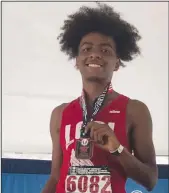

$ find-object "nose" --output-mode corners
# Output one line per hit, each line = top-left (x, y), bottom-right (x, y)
(89, 51), (102, 60)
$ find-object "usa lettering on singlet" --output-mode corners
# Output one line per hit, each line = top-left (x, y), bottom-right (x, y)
(65, 121), (115, 193)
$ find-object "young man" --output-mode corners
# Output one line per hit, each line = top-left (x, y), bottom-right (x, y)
(42, 3), (158, 193)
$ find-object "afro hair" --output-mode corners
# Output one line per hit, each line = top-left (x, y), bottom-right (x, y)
(57, 3), (141, 67)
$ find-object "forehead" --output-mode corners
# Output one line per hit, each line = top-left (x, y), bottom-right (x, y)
(79, 32), (115, 48)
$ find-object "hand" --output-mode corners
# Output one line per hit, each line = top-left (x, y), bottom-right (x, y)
(85, 121), (120, 152)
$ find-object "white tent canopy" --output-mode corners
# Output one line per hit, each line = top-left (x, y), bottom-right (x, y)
(2, 2), (168, 160)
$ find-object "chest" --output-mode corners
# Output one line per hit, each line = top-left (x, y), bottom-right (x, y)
(62, 105), (129, 151)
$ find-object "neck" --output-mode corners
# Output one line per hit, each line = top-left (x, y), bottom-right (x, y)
(82, 80), (110, 104)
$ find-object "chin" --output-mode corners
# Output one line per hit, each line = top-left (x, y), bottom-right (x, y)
(86, 76), (106, 83)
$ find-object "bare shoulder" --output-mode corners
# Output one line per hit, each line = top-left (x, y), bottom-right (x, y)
(51, 103), (69, 117)
(50, 103), (70, 133)
(128, 99), (150, 113)
(127, 99), (152, 128)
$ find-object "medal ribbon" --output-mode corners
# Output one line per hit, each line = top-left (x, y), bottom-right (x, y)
(80, 82), (113, 138)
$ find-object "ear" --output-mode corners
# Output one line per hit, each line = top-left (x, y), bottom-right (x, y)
(114, 59), (120, 71)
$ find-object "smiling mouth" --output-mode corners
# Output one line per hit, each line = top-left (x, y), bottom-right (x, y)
(86, 64), (102, 67)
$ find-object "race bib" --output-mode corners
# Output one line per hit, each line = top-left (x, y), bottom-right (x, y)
(65, 166), (112, 193)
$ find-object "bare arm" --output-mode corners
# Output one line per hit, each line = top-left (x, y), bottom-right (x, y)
(117, 100), (158, 191)
(41, 103), (67, 193)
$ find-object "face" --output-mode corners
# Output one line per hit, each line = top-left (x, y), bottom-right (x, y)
(76, 32), (119, 83)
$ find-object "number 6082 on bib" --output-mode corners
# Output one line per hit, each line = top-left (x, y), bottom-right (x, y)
(65, 174), (112, 193)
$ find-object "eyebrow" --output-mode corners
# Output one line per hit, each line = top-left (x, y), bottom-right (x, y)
(80, 42), (115, 50)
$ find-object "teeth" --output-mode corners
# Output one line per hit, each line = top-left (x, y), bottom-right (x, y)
(88, 64), (101, 67)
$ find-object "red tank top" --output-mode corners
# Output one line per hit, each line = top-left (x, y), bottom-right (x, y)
(56, 94), (130, 193)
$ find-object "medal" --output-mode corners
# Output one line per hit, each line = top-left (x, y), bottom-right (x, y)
(75, 138), (93, 159)
(75, 82), (113, 159)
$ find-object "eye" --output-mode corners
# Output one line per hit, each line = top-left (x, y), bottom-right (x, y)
(82, 47), (91, 52)
(101, 48), (114, 56)
(102, 48), (109, 53)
